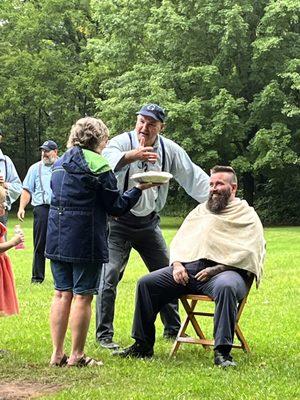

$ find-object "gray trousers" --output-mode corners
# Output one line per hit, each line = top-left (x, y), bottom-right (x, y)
(96, 215), (181, 341)
(132, 261), (251, 349)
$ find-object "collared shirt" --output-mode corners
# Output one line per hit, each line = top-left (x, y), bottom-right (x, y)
(22, 161), (54, 206)
(0, 149), (22, 210)
(102, 130), (210, 217)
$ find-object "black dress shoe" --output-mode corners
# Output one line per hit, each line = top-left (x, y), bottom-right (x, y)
(163, 332), (179, 340)
(214, 350), (237, 368)
(98, 338), (119, 350)
(112, 342), (154, 359)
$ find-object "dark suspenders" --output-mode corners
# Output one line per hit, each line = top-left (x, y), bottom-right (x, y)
(123, 132), (133, 192)
(123, 132), (165, 192)
(160, 136), (166, 171)
(38, 161), (46, 204)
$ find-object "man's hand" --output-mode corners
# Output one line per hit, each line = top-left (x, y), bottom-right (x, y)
(124, 136), (158, 164)
(172, 261), (189, 286)
(195, 264), (227, 282)
(0, 176), (8, 195)
(136, 182), (161, 190)
(17, 208), (25, 222)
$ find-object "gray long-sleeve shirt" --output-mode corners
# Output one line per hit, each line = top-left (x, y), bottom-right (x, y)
(102, 130), (209, 217)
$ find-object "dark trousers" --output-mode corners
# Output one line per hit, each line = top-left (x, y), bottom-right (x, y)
(32, 205), (49, 283)
(96, 214), (181, 341)
(132, 260), (251, 350)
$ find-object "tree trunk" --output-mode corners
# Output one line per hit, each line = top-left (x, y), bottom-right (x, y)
(242, 172), (255, 206)
(22, 114), (29, 170)
(38, 108), (42, 145)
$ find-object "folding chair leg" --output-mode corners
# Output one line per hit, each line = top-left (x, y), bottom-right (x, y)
(169, 314), (189, 357)
(235, 323), (250, 352)
(181, 298), (209, 349)
(170, 297), (211, 357)
(234, 295), (250, 352)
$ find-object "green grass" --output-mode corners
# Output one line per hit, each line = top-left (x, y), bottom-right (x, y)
(1, 216), (299, 399)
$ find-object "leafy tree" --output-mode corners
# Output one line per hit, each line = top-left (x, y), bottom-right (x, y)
(0, 0), (96, 174)
(0, 0), (299, 223)
(86, 0), (299, 222)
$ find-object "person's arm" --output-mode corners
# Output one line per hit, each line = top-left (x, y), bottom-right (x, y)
(195, 264), (235, 282)
(97, 171), (158, 216)
(172, 261), (189, 286)
(17, 189), (31, 222)
(169, 142), (210, 204)
(4, 157), (22, 206)
(0, 232), (24, 253)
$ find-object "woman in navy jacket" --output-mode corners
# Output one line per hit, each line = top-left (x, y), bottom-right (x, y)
(46, 117), (153, 367)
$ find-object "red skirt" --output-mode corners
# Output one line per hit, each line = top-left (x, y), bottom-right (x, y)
(0, 253), (19, 316)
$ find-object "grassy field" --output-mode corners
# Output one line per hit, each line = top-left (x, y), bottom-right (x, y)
(0, 215), (299, 399)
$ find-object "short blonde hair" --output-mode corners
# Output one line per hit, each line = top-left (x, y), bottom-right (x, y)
(67, 117), (109, 151)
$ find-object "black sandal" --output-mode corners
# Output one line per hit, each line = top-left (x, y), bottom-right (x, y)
(68, 355), (103, 367)
(50, 354), (68, 367)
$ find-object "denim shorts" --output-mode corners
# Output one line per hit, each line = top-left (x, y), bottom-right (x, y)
(50, 260), (102, 295)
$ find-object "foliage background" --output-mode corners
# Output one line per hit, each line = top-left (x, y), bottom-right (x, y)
(0, 0), (299, 224)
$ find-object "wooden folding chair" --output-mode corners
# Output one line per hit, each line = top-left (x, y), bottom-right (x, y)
(170, 292), (250, 357)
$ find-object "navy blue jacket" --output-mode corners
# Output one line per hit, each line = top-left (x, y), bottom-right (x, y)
(45, 146), (141, 263)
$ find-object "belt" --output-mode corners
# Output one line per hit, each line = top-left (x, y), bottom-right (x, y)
(112, 211), (158, 228)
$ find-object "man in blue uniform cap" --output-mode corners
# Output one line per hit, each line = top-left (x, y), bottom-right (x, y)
(95, 103), (210, 350)
(17, 140), (59, 283)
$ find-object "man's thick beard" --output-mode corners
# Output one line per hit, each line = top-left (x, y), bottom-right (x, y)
(43, 156), (56, 166)
(207, 188), (231, 214)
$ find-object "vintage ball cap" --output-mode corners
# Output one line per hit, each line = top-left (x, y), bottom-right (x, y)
(39, 140), (58, 151)
(136, 104), (166, 122)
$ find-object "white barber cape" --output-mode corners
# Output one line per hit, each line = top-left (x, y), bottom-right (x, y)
(170, 198), (266, 287)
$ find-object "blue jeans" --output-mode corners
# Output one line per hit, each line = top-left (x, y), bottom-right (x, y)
(51, 260), (102, 295)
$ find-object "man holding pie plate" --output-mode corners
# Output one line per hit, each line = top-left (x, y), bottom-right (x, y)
(96, 103), (210, 350)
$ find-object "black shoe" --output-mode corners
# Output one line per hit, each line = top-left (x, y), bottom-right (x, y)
(214, 350), (237, 368)
(31, 279), (43, 284)
(163, 332), (179, 340)
(112, 342), (153, 359)
(98, 338), (119, 350)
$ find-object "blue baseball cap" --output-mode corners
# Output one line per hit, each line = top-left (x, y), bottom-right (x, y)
(39, 140), (58, 151)
(136, 104), (166, 122)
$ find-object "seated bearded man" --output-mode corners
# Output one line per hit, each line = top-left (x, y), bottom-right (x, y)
(113, 166), (266, 367)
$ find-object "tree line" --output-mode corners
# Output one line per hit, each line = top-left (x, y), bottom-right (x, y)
(0, 0), (299, 224)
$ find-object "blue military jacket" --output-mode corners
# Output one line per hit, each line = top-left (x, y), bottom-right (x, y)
(45, 146), (141, 263)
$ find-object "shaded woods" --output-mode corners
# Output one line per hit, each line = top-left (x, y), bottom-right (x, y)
(0, 0), (299, 223)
